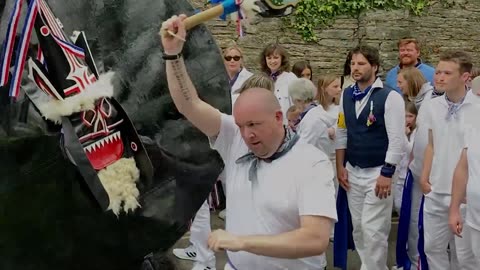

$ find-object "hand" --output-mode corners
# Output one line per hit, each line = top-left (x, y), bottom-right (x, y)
(449, 208), (463, 237)
(208, 229), (244, 252)
(337, 166), (349, 191)
(375, 175), (392, 199)
(405, 126), (411, 136)
(328, 127), (336, 140)
(420, 178), (432, 194)
(160, 14), (187, 55)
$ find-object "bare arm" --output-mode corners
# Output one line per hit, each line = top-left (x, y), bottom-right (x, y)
(450, 149), (468, 210)
(336, 149), (346, 171)
(162, 15), (221, 137)
(166, 59), (221, 137)
(239, 215), (332, 258)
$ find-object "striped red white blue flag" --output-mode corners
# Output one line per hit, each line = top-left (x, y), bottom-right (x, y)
(9, 0), (39, 99)
(0, 0), (23, 87)
(51, 33), (85, 59)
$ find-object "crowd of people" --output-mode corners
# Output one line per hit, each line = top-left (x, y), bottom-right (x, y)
(161, 14), (480, 270)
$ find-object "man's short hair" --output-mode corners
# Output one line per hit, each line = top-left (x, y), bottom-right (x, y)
(398, 37), (420, 51)
(439, 50), (473, 74)
(350, 45), (381, 73)
(238, 73), (275, 93)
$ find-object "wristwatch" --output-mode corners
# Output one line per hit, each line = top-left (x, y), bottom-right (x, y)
(162, 53), (182, 60)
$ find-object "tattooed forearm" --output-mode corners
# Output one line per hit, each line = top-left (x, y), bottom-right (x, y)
(170, 59), (192, 102)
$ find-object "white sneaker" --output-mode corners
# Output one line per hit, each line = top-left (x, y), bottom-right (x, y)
(172, 245), (197, 261)
(192, 262), (216, 270)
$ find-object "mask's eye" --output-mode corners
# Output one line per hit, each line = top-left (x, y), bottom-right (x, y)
(82, 109), (96, 127)
(99, 98), (112, 118)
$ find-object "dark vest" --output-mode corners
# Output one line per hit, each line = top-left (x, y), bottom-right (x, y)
(343, 85), (392, 168)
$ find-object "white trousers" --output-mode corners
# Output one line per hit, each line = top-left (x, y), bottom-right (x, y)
(330, 157), (338, 239)
(404, 171), (424, 269)
(423, 193), (478, 270)
(467, 224), (480, 264)
(224, 262), (235, 270)
(346, 164), (393, 270)
(190, 200), (216, 267)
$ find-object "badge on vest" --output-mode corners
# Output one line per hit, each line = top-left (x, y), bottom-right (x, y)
(366, 101), (377, 127)
(337, 112), (346, 129)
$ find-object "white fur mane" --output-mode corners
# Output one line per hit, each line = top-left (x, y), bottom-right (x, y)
(97, 157), (141, 216)
(37, 71), (116, 123)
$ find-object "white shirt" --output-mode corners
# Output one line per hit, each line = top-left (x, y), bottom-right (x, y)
(297, 105), (337, 159)
(231, 68), (253, 107)
(409, 97), (437, 177)
(422, 93), (477, 195)
(397, 129), (416, 181)
(211, 114), (337, 270)
(335, 78), (406, 166)
(462, 103), (480, 230)
(274, 72), (298, 124)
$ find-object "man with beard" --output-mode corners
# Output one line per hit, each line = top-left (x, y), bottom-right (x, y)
(336, 45), (405, 270)
(385, 37), (435, 93)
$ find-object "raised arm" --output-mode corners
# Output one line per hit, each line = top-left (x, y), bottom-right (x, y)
(161, 15), (221, 137)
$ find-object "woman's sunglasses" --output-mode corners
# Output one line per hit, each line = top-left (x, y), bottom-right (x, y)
(224, 56), (241, 61)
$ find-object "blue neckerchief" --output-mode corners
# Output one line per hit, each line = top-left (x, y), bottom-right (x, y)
(299, 102), (317, 121)
(445, 92), (467, 120)
(352, 83), (373, 101)
(293, 102), (317, 127)
(270, 71), (281, 82)
(229, 68), (242, 88)
(235, 127), (299, 182)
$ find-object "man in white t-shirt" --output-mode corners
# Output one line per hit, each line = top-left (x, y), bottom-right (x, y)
(449, 101), (480, 264)
(420, 50), (478, 269)
(160, 15), (337, 270)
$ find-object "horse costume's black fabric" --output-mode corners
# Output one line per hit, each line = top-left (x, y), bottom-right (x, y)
(0, 0), (231, 269)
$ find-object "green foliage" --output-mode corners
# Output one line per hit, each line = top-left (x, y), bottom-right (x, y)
(286, 0), (436, 42)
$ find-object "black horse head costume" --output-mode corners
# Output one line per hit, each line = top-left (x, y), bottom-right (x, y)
(0, 0), (299, 269)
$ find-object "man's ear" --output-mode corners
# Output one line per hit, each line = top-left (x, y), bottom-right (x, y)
(461, 72), (471, 83)
(275, 110), (283, 122)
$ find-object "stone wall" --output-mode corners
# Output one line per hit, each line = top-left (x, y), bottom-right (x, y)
(191, 0), (480, 81)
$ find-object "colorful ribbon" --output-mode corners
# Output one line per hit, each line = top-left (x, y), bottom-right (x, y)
(9, 0), (39, 99)
(0, 0), (23, 87)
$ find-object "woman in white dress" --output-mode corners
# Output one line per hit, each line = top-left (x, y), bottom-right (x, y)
(316, 74), (342, 191)
(259, 43), (298, 123)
